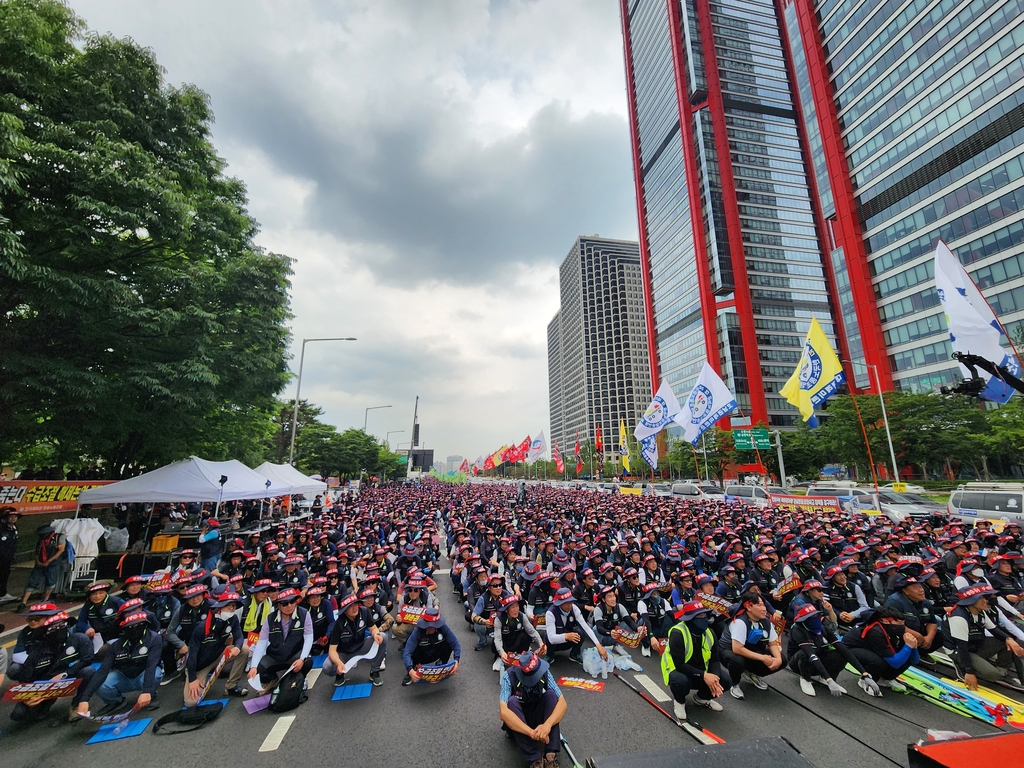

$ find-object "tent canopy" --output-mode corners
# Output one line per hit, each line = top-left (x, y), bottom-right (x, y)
(254, 462), (328, 496)
(78, 456), (291, 505)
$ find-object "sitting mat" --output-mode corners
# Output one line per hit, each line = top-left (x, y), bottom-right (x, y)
(331, 683), (372, 701)
(87, 718), (153, 744)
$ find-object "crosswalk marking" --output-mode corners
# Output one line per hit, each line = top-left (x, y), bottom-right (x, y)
(259, 715), (296, 752)
(635, 673), (671, 702)
(306, 669), (321, 689)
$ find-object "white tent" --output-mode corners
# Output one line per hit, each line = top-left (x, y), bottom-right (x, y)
(254, 462), (328, 496)
(77, 456), (291, 505)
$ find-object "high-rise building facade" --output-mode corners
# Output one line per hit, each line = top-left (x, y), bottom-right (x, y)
(547, 237), (653, 466)
(445, 455), (463, 474)
(621, 0), (1024, 419)
(781, 0), (1024, 394)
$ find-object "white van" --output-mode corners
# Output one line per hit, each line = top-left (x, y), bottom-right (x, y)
(948, 483), (1024, 526)
(671, 483), (725, 500)
(724, 485), (787, 506)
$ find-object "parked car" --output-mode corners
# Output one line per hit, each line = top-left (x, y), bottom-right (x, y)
(724, 484), (787, 507)
(948, 483), (1024, 527)
(881, 482), (926, 494)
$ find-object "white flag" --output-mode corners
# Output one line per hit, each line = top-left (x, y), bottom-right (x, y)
(639, 434), (659, 470)
(634, 380), (682, 442)
(474, 456), (484, 471)
(934, 240), (1019, 403)
(526, 431), (547, 465)
(673, 362), (738, 445)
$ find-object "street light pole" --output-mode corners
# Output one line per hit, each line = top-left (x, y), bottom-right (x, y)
(385, 430), (404, 449)
(844, 359), (900, 483)
(364, 404), (392, 432)
(288, 337), (357, 465)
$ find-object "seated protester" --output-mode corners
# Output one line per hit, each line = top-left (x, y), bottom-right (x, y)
(401, 607), (461, 685)
(171, 549), (201, 581)
(472, 573), (511, 652)
(495, 594), (546, 668)
(9, 602), (61, 671)
(525, 571), (557, 623)
(323, 593), (386, 687)
(247, 588), (314, 691)
(8, 610), (94, 724)
(226, 579), (276, 696)
(464, 567), (490, 623)
(359, 586), (394, 669)
(121, 575), (147, 602)
(885, 574), (942, 656)
(394, 578), (435, 648)
(719, 592), (783, 700)
(617, 567), (644, 622)
(325, 568), (347, 604)
(498, 651), (566, 768)
(788, 580), (837, 631)
(662, 601), (731, 720)
(825, 562), (871, 633)
(788, 603), (880, 698)
(183, 592), (243, 706)
(695, 574), (728, 638)
(118, 597), (159, 633)
(279, 556), (309, 594)
(571, 568), (599, 621)
(76, 610), (163, 717)
(944, 584), (1024, 690)
(144, 581), (181, 679)
(669, 571), (696, 610)
(591, 585), (642, 649)
(715, 566), (742, 603)
(212, 550), (247, 585)
(305, 586), (337, 657)
(75, 581), (125, 656)
(842, 605), (920, 691)
(641, 581), (672, 654)
(544, 589), (607, 665)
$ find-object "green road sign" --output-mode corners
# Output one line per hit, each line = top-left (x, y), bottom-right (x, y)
(734, 428), (771, 450)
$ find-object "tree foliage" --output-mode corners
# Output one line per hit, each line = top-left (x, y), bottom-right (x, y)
(0, 0), (291, 476)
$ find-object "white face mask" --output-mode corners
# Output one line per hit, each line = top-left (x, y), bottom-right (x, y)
(219, 610), (236, 620)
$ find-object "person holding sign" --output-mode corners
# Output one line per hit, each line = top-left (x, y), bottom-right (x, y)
(323, 593), (386, 687)
(183, 592), (243, 706)
(401, 607), (461, 685)
(718, 592), (783, 700)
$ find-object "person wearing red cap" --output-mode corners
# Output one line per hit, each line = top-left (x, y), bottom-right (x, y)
(183, 592), (243, 705)
(324, 593), (386, 687)
(544, 588), (604, 665)
(499, 650), (566, 768)
(75, 581), (125, 657)
(401, 607), (461, 685)
(944, 584), (1024, 690)
(248, 588), (314, 689)
(719, 592), (783, 700)
(76, 610), (163, 717)
(661, 601), (729, 722)
(198, 518), (223, 574)
(788, 603), (878, 698)
(495, 594), (546, 669)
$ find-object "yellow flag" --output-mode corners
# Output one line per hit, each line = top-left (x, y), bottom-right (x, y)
(779, 317), (846, 428)
(619, 419), (630, 473)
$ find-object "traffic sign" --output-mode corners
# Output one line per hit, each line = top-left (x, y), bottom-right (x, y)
(891, 482), (907, 493)
(734, 429), (771, 450)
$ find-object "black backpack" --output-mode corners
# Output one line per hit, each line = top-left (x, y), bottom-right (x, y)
(152, 701), (224, 734)
(269, 671), (307, 712)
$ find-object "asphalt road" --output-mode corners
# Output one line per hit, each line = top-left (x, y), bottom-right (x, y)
(0, 567), (1003, 768)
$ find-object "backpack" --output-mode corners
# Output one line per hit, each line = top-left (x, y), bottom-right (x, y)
(269, 670), (307, 712)
(152, 701), (224, 734)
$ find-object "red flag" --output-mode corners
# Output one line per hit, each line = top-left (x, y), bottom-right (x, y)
(553, 440), (564, 473)
(459, 459), (469, 473)
(483, 455), (495, 471)
(595, 423), (603, 453)
(517, 436), (531, 464)
(501, 445), (513, 463)
(574, 432), (583, 474)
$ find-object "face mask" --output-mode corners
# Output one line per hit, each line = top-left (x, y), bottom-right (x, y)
(689, 617), (709, 635)
(884, 624), (904, 642)
(219, 610), (236, 620)
(805, 616), (823, 634)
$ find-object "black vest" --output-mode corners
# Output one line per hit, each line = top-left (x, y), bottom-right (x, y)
(267, 607), (308, 661)
(499, 613), (531, 653)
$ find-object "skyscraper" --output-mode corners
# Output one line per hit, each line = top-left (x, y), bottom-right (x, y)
(547, 237), (653, 468)
(620, 0), (1024, 419)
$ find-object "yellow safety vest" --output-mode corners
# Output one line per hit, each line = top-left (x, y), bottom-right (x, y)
(243, 597), (271, 633)
(661, 620), (715, 686)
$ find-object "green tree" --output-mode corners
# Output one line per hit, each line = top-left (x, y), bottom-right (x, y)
(0, 0), (291, 477)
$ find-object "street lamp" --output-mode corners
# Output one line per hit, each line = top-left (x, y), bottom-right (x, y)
(288, 337), (357, 465)
(844, 359), (900, 483)
(386, 430), (405, 449)
(364, 404), (392, 432)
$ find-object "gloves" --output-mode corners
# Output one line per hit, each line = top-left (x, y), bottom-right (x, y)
(827, 679), (847, 697)
(858, 675), (882, 697)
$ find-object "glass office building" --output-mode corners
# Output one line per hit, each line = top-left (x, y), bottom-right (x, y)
(622, 0), (1024, 416)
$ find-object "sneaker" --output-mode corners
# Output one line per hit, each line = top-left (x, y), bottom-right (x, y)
(744, 672), (769, 690)
(159, 670), (181, 687)
(473, 643), (487, 652)
(879, 678), (907, 692)
(641, 645), (651, 657)
(146, 696), (161, 711)
(379, 658), (386, 671)
(0, 593), (18, 603)
(673, 700), (687, 721)
(402, 674), (413, 686)
(97, 697), (127, 716)
(800, 678), (816, 697)
(729, 685), (745, 700)
(333, 674), (347, 687)
(568, 652), (583, 665)
(691, 695), (723, 712)
(544, 752), (560, 768)
(226, 686), (248, 697)
(369, 671), (382, 687)
(14, 603), (28, 614)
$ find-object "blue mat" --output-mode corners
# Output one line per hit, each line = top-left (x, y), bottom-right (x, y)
(312, 655), (326, 669)
(331, 683), (372, 701)
(87, 718), (152, 744)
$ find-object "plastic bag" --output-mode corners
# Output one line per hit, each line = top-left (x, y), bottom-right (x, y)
(103, 526), (129, 552)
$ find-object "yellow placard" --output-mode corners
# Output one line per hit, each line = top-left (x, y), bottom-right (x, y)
(620, 487), (642, 495)
(892, 482), (907, 493)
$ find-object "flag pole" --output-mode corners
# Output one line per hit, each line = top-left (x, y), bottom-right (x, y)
(844, 377), (880, 491)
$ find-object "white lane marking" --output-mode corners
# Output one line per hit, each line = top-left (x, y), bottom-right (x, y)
(635, 673), (671, 702)
(434, 568), (451, 575)
(306, 669), (321, 689)
(259, 715), (296, 752)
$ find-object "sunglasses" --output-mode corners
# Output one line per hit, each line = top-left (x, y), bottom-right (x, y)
(278, 599), (299, 607)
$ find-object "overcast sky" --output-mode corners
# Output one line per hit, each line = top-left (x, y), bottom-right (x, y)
(73, 0), (639, 462)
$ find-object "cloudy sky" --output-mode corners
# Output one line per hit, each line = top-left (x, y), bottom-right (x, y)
(73, 0), (639, 462)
